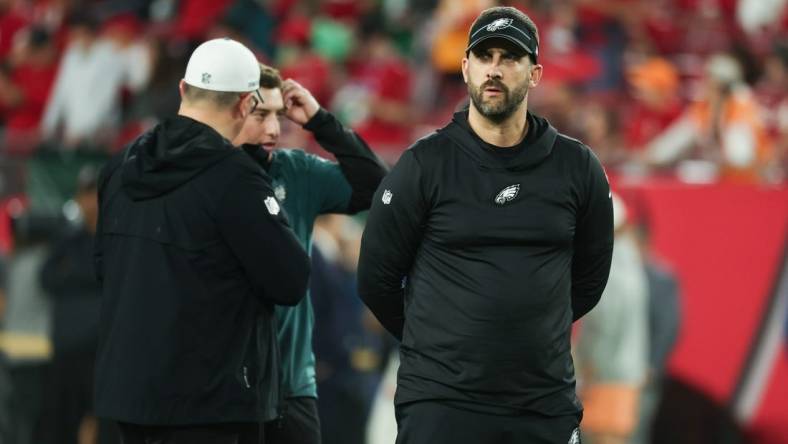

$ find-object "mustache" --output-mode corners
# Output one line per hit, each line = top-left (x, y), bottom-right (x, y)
(481, 80), (508, 92)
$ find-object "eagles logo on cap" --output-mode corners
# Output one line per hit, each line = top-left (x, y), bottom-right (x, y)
(486, 18), (513, 32)
(466, 8), (539, 63)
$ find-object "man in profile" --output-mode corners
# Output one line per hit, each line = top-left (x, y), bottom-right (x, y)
(93, 38), (311, 444)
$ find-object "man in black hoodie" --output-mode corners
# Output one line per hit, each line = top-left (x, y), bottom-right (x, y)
(93, 38), (311, 444)
(358, 7), (614, 444)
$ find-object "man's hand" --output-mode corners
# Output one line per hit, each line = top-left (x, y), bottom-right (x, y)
(282, 79), (320, 126)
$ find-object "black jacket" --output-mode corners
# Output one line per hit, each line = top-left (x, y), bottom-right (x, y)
(358, 111), (613, 416)
(93, 115), (311, 425)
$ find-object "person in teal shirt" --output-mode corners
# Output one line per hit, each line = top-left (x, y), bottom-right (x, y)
(232, 63), (388, 444)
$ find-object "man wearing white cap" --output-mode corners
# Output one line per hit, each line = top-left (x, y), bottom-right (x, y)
(93, 38), (311, 444)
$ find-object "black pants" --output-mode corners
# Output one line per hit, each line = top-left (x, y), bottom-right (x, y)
(395, 401), (582, 444)
(264, 397), (321, 444)
(118, 422), (260, 444)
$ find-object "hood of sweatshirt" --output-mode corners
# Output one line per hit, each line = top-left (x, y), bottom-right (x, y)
(440, 110), (557, 171)
(121, 115), (237, 201)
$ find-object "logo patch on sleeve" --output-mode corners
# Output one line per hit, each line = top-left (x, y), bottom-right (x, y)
(494, 184), (520, 205)
(382, 189), (393, 205)
(264, 196), (280, 215)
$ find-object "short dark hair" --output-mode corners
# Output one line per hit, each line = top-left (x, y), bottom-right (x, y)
(259, 63), (283, 89)
(470, 6), (540, 50)
(182, 82), (240, 109)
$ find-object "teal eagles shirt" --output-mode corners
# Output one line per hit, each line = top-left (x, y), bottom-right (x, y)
(269, 148), (352, 398)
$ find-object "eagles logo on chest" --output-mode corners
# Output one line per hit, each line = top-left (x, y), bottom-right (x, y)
(494, 184), (520, 205)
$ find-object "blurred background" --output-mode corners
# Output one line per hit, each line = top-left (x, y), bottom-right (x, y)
(0, 0), (786, 443)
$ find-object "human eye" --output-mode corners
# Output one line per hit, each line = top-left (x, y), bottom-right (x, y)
(473, 50), (491, 61)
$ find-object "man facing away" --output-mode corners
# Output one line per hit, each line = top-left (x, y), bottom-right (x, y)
(232, 63), (388, 444)
(93, 38), (311, 444)
(358, 7), (614, 444)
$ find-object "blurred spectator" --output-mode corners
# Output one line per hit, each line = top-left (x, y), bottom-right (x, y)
(0, 0), (28, 60)
(0, 211), (60, 444)
(575, 193), (649, 444)
(737, 0), (788, 35)
(311, 15), (356, 64)
(631, 217), (682, 444)
(623, 57), (683, 152)
(575, 101), (624, 166)
(754, 42), (788, 180)
(675, 0), (740, 56)
(645, 53), (774, 182)
(572, 0), (630, 91)
(40, 11), (153, 149)
(276, 12), (334, 107)
(535, 2), (603, 88)
(222, 0), (276, 58)
(126, 40), (189, 130)
(428, 0), (491, 110)
(40, 166), (117, 444)
(170, 0), (235, 41)
(320, 0), (369, 20)
(312, 215), (385, 444)
(430, 0), (490, 75)
(335, 18), (414, 160)
(0, 26), (58, 153)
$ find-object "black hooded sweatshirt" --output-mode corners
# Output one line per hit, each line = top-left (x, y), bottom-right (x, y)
(94, 115), (310, 425)
(358, 111), (613, 417)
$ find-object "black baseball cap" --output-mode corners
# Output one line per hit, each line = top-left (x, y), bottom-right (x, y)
(466, 10), (538, 62)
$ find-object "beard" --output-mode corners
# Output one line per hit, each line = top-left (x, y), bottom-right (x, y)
(468, 78), (529, 124)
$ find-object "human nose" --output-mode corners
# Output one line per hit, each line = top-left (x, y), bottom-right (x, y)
(266, 119), (280, 139)
(486, 56), (503, 80)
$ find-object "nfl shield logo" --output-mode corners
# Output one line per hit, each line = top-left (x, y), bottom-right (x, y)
(264, 196), (280, 215)
(382, 189), (393, 205)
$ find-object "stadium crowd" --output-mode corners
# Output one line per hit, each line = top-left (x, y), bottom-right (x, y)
(0, 0), (785, 443)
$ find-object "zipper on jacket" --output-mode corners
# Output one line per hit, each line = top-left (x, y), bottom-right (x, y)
(243, 366), (251, 388)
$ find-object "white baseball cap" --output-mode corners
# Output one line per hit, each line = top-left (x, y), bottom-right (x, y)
(183, 38), (260, 92)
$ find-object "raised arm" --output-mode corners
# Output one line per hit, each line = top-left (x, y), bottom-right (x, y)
(282, 79), (389, 214)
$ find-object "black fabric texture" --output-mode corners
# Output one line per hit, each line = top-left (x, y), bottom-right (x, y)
(358, 110), (613, 417)
(94, 115), (311, 425)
